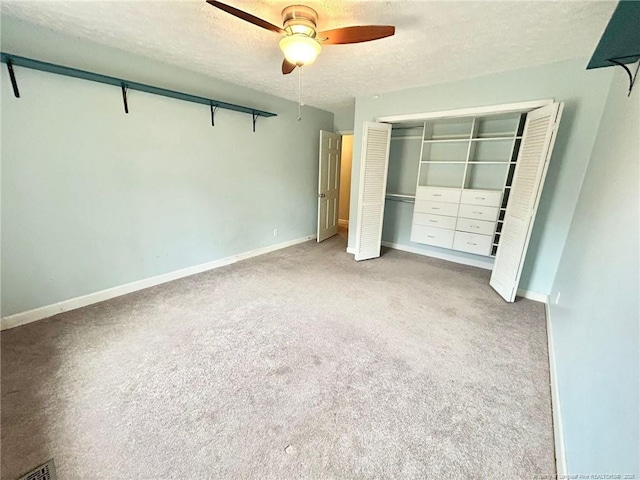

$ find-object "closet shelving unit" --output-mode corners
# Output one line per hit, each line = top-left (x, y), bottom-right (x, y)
(386, 113), (527, 257)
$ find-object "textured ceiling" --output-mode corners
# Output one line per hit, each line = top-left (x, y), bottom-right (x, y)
(1, 1), (616, 112)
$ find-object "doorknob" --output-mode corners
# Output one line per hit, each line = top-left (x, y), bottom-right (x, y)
(318, 193), (326, 198)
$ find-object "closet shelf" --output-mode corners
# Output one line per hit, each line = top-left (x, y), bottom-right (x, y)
(425, 134), (471, 141)
(420, 161), (516, 164)
(423, 138), (471, 144)
(420, 160), (466, 164)
(471, 136), (520, 142)
(391, 135), (422, 141)
(423, 136), (523, 144)
(467, 161), (516, 164)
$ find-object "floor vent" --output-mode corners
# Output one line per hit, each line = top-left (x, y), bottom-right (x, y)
(17, 459), (57, 480)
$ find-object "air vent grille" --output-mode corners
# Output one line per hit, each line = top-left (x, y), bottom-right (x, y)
(17, 459), (57, 480)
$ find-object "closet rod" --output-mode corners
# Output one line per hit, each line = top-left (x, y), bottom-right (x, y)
(385, 194), (415, 204)
(1, 52), (277, 125)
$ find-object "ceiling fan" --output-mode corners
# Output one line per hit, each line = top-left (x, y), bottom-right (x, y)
(205, 1), (396, 74)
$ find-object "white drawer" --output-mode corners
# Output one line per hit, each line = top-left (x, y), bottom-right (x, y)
(453, 231), (493, 256)
(414, 200), (459, 217)
(458, 204), (499, 222)
(456, 217), (496, 236)
(461, 189), (503, 207)
(413, 212), (457, 230)
(411, 225), (455, 249)
(416, 187), (461, 204)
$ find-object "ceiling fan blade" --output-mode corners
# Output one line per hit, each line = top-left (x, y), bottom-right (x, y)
(206, 1), (283, 34)
(282, 59), (297, 75)
(318, 25), (395, 45)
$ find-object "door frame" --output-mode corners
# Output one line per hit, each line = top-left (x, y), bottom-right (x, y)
(375, 99), (554, 123)
(336, 130), (354, 230)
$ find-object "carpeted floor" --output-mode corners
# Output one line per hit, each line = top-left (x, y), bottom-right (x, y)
(1, 236), (555, 479)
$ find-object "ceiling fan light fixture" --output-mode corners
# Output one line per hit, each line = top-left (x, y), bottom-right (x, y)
(279, 34), (321, 66)
(286, 23), (315, 37)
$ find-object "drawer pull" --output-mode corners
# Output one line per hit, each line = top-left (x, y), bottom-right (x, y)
(475, 197), (485, 200)
(432, 207), (440, 210)
(473, 211), (483, 214)
(471, 225), (479, 228)
(427, 235), (436, 238)
(467, 242), (477, 246)
(433, 194), (442, 197)
(429, 220), (437, 223)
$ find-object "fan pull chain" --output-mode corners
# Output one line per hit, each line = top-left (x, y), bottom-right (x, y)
(297, 66), (304, 122)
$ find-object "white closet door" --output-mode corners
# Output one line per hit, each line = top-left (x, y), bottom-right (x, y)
(354, 121), (392, 261)
(490, 102), (564, 302)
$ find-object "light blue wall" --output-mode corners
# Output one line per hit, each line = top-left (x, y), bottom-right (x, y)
(0, 19), (333, 317)
(333, 103), (355, 132)
(548, 68), (639, 476)
(349, 59), (613, 295)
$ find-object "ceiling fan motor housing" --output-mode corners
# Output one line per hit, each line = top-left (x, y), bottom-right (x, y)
(282, 5), (318, 37)
(205, 1), (397, 74)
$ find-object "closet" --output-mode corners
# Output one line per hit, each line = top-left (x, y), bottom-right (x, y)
(353, 101), (563, 302)
(407, 113), (524, 257)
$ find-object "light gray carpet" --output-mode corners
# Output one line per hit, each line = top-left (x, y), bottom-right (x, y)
(1, 236), (554, 479)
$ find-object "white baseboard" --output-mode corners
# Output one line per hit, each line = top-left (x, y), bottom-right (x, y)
(381, 241), (493, 270)
(545, 302), (567, 476)
(516, 288), (549, 303)
(1, 234), (316, 331)
(338, 219), (349, 228)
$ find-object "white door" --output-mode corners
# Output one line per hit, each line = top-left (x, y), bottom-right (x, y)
(317, 131), (342, 242)
(354, 121), (392, 261)
(490, 102), (564, 302)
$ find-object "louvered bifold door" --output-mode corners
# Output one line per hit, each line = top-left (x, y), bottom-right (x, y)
(490, 102), (564, 302)
(354, 121), (392, 261)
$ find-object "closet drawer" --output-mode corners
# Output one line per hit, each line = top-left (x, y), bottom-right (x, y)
(456, 217), (496, 236)
(458, 204), (499, 222)
(413, 212), (457, 230)
(411, 225), (455, 249)
(414, 200), (459, 217)
(415, 187), (461, 204)
(461, 189), (502, 207)
(453, 231), (492, 256)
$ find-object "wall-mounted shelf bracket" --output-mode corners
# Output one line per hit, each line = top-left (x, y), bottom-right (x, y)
(0, 52), (277, 129)
(608, 56), (640, 96)
(210, 104), (219, 127)
(121, 83), (129, 114)
(6, 60), (20, 98)
(586, 1), (640, 97)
